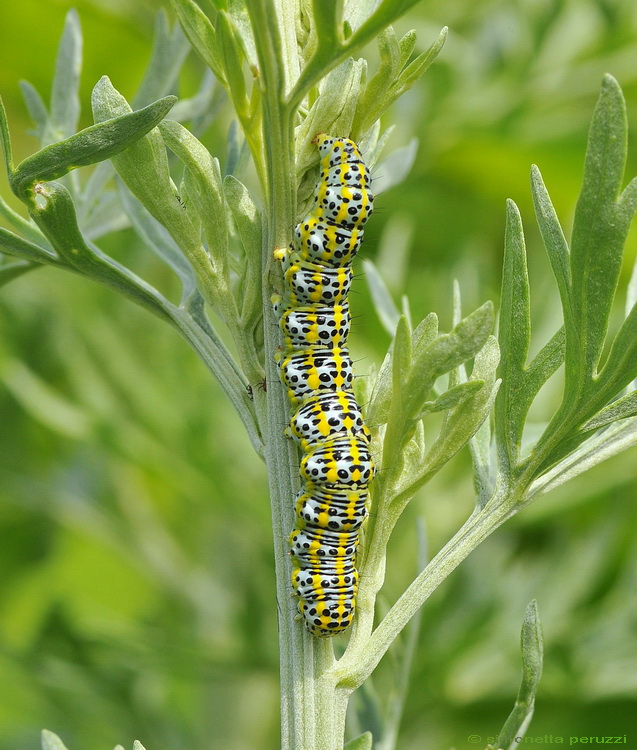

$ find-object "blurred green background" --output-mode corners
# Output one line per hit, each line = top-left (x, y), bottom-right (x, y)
(1, 1), (637, 748)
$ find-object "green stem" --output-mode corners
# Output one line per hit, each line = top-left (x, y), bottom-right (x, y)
(246, 1), (342, 746)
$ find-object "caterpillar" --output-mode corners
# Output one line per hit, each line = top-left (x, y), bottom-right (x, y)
(272, 134), (374, 636)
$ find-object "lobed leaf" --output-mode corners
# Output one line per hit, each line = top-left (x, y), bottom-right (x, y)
(496, 199), (530, 473)
(19, 80), (49, 140)
(11, 89), (177, 201)
(344, 730), (373, 750)
(133, 10), (191, 109)
(493, 601), (543, 750)
(224, 174), (262, 327)
(117, 183), (196, 302)
(216, 11), (249, 118)
(28, 180), (175, 325)
(169, 0), (226, 84)
(48, 9), (82, 142)
(530, 166), (572, 332)
(0, 258), (39, 286)
(159, 119), (229, 282)
(569, 75), (632, 385)
(404, 301), (494, 417)
(41, 730), (70, 750)
(419, 379), (485, 416)
(582, 390), (637, 432)
(0, 227), (62, 266)
(364, 258), (401, 335)
(0, 96), (14, 176)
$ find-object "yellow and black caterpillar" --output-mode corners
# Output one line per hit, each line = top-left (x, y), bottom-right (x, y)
(273, 134), (374, 636)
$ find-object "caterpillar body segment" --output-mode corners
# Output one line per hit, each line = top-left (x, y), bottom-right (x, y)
(273, 134), (374, 637)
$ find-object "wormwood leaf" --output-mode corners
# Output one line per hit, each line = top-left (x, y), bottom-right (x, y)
(493, 601), (543, 750)
(364, 258), (401, 335)
(391, 315), (412, 404)
(133, 10), (191, 109)
(419, 379), (485, 416)
(169, 0), (226, 84)
(224, 175), (262, 327)
(159, 119), (229, 280)
(404, 301), (494, 416)
(41, 730), (70, 750)
(570, 74), (631, 386)
(0, 259), (39, 286)
(530, 166), (572, 332)
(344, 731), (373, 749)
(10, 91), (177, 201)
(217, 12), (249, 118)
(19, 80), (49, 139)
(0, 96), (14, 176)
(29, 181), (175, 325)
(496, 199), (530, 473)
(295, 58), (363, 178)
(117, 184), (196, 301)
(372, 139), (418, 195)
(582, 390), (637, 431)
(49, 9), (82, 142)
(0, 227), (62, 266)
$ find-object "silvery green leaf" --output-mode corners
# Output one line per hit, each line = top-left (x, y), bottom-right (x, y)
(41, 730), (70, 750)
(0, 96), (15, 176)
(295, 58), (364, 178)
(496, 199), (530, 473)
(411, 311), (438, 359)
(567, 75), (637, 393)
(582, 389), (637, 431)
(530, 165), (571, 330)
(133, 10), (190, 109)
(11, 87), (176, 201)
(397, 28), (417, 68)
(392, 26), (446, 94)
(364, 258), (401, 335)
(118, 181), (196, 301)
(217, 11), (249, 118)
(227, 0), (258, 68)
(48, 9), (82, 142)
(19, 80), (49, 140)
(494, 601), (543, 750)
(372, 138), (417, 194)
(419, 379), (485, 415)
(91, 78), (203, 263)
(0, 258), (39, 286)
(159, 119), (229, 282)
(367, 346), (394, 427)
(27, 180), (176, 325)
(344, 731), (373, 750)
(169, 0), (226, 84)
(224, 174), (262, 326)
(0, 226), (62, 266)
(404, 302), (494, 417)
(133, 742), (147, 750)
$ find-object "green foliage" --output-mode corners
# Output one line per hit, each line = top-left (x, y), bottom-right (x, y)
(489, 601), (544, 750)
